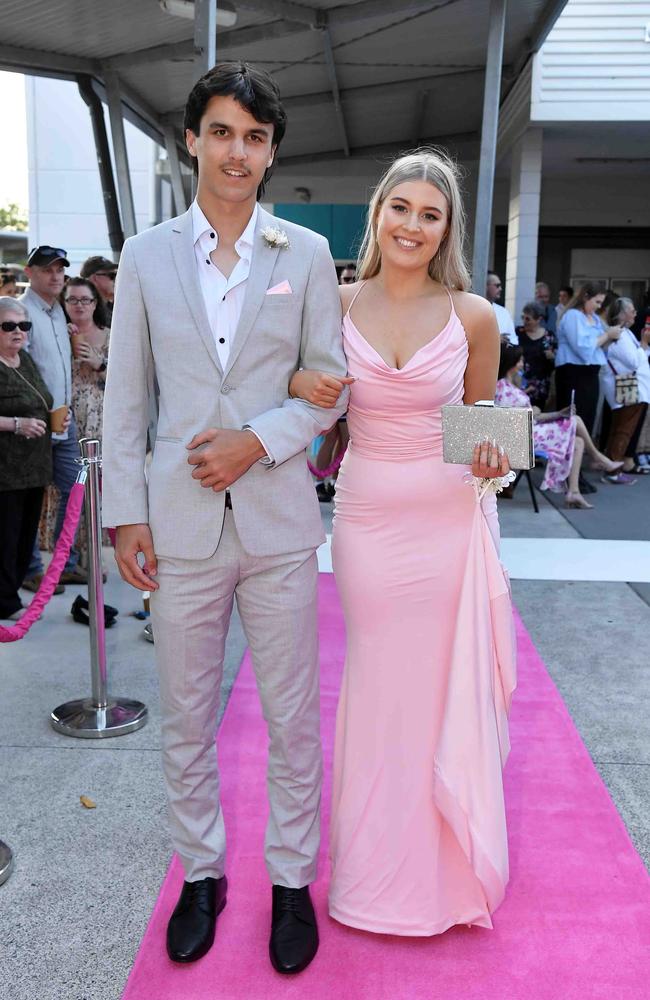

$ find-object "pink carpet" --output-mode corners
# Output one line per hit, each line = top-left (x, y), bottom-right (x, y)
(122, 576), (650, 1000)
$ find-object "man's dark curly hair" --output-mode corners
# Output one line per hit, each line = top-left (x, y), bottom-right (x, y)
(184, 61), (287, 199)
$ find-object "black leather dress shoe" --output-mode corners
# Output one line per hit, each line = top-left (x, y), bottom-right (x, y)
(269, 885), (318, 974)
(166, 875), (227, 963)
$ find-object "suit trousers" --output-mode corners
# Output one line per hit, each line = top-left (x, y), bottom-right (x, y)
(150, 508), (321, 887)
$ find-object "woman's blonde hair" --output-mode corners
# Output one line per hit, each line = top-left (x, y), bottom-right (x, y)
(357, 147), (470, 290)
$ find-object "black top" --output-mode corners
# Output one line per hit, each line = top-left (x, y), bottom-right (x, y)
(0, 351), (53, 491)
(517, 328), (557, 409)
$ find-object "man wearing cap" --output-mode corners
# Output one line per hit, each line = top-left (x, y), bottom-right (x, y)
(80, 256), (117, 324)
(19, 246), (86, 589)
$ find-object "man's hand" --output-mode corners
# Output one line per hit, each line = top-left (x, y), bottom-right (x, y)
(115, 523), (159, 592)
(186, 428), (265, 492)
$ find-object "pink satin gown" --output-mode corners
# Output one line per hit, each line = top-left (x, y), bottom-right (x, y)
(329, 287), (517, 936)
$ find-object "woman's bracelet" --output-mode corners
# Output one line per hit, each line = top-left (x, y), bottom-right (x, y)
(14, 416), (21, 435)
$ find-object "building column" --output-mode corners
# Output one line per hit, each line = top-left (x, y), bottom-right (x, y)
(505, 128), (543, 323)
(471, 0), (507, 293)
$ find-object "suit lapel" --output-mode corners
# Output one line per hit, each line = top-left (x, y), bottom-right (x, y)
(223, 207), (279, 379)
(170, 208), (223, 374)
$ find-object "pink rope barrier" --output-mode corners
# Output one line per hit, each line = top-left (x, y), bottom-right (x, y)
(307, 445), (347, 480)
(0, 480), (86, 643)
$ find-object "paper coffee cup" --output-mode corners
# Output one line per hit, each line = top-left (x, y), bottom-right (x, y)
(49, 405), (69, 434)
(70, 333), (87, 359)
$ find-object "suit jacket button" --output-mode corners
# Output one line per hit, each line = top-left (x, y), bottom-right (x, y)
(221, 385), (231, 394)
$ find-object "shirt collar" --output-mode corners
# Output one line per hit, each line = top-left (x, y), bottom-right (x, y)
(192, 200), (259, 256)
(24, 287), (61, 314)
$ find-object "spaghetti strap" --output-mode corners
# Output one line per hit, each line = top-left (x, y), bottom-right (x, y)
(444, 285), (456, 317)
(346, 280), (368, 318)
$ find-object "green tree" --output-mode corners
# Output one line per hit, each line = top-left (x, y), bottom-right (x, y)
(0, 203), (28, 231)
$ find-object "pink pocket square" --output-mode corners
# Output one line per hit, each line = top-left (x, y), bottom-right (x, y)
(266, 280), (293, 295)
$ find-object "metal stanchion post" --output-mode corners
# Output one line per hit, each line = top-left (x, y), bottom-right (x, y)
(50, 439), (148, 738)
(0, 840), (13, 886)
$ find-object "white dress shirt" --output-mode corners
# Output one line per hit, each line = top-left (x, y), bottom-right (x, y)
(192, 199), (273, 464)
(491, 302), (518, 345)
(192, 199), (258, 368)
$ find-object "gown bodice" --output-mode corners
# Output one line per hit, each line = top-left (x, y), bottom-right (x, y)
(342, 298), (468, 462)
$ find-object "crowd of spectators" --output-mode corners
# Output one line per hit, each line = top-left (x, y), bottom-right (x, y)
(0, 245), (116, 621)
(486, 270), (650, 506)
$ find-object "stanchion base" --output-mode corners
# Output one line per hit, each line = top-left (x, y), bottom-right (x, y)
(50, 698), (148, 738)
(0, 841), (13, 886)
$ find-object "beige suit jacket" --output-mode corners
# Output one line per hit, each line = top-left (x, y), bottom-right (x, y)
(102, 205), (348, 559)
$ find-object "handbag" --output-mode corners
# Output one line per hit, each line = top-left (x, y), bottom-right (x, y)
(608, 360), (639, 406)
(441, 401), (534, 470)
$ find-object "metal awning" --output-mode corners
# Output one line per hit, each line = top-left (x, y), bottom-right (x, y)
(0, 0), (566, 166)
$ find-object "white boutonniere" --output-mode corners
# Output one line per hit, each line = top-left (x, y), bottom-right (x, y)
(261, 226), (290, 250)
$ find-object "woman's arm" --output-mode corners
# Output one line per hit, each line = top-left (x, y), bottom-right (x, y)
(455, 292), (501, 403)
(289, 369), (354, 407)
(608, 331), (642, 373)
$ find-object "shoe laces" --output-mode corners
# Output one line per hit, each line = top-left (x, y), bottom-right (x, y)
(277, 888), (304, 914)
(186, 880), (213, 910)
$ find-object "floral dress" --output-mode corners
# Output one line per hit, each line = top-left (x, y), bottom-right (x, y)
(39, 330), (111, 563)
(495, 378), (576, 493)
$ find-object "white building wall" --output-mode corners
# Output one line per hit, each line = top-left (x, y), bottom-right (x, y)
(532, 0), (650, 121)
(25, 76), (160, 273)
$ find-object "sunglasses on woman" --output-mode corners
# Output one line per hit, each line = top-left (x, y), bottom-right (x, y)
(1, 320), (32, 332)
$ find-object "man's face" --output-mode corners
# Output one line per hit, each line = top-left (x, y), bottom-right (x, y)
(558, 289), (570, 307)
(339, 268), (356, 285)
(90, 271), (116, 302)
(486, 274), (502, 303)
(536, 284), (550, 306)
(185, 94), (276, 205)
(25, 261), (66, 300)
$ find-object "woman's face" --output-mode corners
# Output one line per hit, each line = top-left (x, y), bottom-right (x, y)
(376, 180), (449, 275)
(0, 308), (29, 357)
(64, 284), (97, 324)
(621, 302), (637, 327)
(522, 311), (541, 332)
(0, 280), (17, 298)
(584, 293), (605, 315)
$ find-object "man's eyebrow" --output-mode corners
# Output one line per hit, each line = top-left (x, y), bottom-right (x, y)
(207, 121), (270, 137)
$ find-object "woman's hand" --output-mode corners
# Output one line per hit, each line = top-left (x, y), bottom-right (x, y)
(75, 341), (103, 370)
(544, 348), (555, 360)
(471, 439), (510, 479)
(606, 325), (622, 342)
(16, 417), (47, 439)
(289, 369), (355, 408)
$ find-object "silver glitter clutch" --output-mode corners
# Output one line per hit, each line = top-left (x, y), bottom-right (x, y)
(441, 401), (534, 470)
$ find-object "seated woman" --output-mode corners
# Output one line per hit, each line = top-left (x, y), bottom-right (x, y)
(496, 343), (622, 509)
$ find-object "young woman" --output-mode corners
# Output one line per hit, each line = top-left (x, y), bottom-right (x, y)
(291, 149), (516, 935)
(555, 282), (622, 434)
(496, 343), (622, 509)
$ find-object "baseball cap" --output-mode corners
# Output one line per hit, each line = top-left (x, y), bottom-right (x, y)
(80, 255), (117, 278)
(26, 245), (70, 268)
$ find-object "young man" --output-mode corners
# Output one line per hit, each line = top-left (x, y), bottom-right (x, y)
(485, 271), (517, 345)
(102, 62), (350, 974)
(80, 255), (116, 323)
(19, 246), (84, 588)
